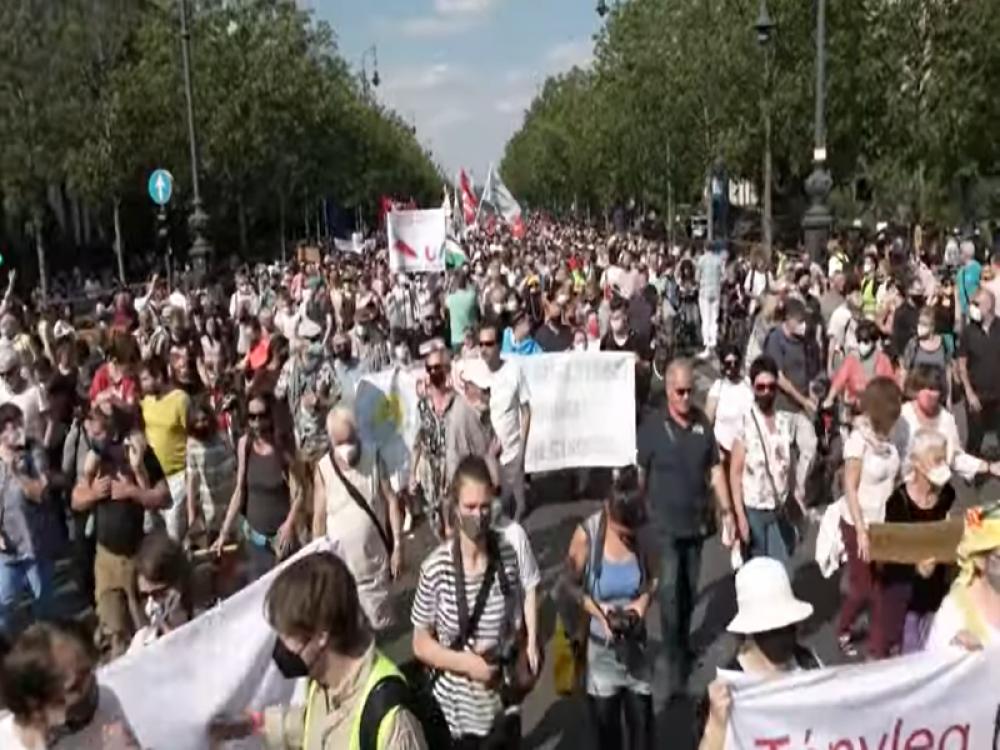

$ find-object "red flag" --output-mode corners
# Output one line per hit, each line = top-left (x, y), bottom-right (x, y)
(460, 169), (478, 226)
(379, 195), (395, 227)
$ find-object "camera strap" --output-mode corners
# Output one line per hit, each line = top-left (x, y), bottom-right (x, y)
(451, 531), (500, 650)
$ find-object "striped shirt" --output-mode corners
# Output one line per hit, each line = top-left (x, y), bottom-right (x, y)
(411, 536), (522, 739)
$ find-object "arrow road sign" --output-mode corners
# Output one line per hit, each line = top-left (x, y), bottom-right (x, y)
(147, 169), (174, 206)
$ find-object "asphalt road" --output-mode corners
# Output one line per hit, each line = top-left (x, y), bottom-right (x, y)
(38, 360), (1000, 749)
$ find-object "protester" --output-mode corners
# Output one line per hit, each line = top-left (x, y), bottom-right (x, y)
(562, 467), (657, 750)
(957, 288), (1000, 457)
(411, 455), (525, 748)
(729, 356), (815, 562)
(838, 376), (902, 658)
(823, 319), (895, 411)
(700, 558), (818, 750)
(183, 398), (237, 549)
(637, 359), (733, 695)
(479, 322), (531, 521)
(313, 407), (402, 632)
(763, 298), (818, 415)
(129, 532), (192, 652)
(704, 344), (753, 461)
(410, 346), (456, 536)
(925, 501), (1000, 650)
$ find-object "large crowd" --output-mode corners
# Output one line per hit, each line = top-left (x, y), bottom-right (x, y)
(0, 213), (998, 749)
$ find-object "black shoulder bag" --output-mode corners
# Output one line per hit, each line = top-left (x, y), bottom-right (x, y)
(328, 452), (394, 556)
(748, 409), (803, 555)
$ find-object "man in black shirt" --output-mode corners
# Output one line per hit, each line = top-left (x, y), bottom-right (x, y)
(71, 406), (170, 656)
(891, 276), (924, 360)
(959, 288), (1000, 458)
(534, 297), (573, 352)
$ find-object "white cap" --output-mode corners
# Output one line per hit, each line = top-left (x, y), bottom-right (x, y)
(727, 557), (813, 634)
(459, 358), (493, 390)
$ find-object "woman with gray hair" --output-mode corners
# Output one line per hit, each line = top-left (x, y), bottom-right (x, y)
(876, 429), (956, 656)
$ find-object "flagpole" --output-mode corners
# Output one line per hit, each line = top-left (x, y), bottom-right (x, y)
(475, 164), (492, 227)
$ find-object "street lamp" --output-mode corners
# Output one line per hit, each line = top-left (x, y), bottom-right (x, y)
(802, 0), (832, 265)
(755, 0), (775, 257)
(596, 0), (609, 17)
(178, 0), (211, 280)
(361, 45), (380, 94)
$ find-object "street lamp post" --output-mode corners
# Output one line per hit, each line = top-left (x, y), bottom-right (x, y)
(178, 0), (211, 280)
(755, 0), (775, 259)
(360, 45), (380, 97)
(802, 0), (832, 265)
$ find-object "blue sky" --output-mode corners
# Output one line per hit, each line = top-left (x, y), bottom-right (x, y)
(308, 0), (601, 183)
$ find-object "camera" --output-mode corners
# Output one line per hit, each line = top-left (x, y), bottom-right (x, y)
(605, 607), (647, 665)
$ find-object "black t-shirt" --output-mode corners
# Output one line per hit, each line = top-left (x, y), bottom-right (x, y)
(881, 483), (955, 613)
(959, 320), (1000, 400)
(891, 302), (920, 359)
(534, 322), (573, 352)
(94, 447), (166, 557)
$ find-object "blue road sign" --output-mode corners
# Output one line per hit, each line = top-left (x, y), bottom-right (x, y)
(148, 169), (174, 206)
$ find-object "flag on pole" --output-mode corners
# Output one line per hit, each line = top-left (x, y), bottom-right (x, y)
(444, 237), (467, 268)
(479, 165), (525, 238)
(459, 169), (478, 227)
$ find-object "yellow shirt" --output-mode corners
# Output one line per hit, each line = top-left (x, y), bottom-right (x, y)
(141, 389), (189, 476)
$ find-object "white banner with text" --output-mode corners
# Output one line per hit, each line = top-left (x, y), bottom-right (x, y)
(387, 208), (446, 273)
(724, 645), (1000, 750)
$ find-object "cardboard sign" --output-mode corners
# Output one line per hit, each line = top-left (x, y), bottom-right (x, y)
(868, 519), (964, 564)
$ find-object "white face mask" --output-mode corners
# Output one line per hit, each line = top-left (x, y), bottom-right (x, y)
(145, 589), (182, 633)
(335, 440), (360, 466)
(916, 323), (932, 339)
(926, 464), (952, 487)
(858, 341), (875, 358)
(573, 341), (587, 352)
(969, 305), (983, 323)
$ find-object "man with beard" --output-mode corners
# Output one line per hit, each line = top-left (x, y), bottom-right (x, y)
(331, 331), (363, 408)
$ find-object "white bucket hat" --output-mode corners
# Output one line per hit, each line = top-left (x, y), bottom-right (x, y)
(727, 558), (813, 635)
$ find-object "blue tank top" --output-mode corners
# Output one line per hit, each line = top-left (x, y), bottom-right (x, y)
(589, 554), (641, 639)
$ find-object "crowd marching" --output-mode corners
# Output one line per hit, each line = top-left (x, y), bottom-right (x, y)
(0, 213), (999, 749)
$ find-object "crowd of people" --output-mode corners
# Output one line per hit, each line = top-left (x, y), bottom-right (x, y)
(0, 213), (997, 749)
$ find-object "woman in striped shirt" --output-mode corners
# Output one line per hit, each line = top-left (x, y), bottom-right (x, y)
(411, 456), (524, 748)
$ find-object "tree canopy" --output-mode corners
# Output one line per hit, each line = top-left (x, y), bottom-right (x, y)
(0, 0), (442, 284)
(501, 0), (1000, 235)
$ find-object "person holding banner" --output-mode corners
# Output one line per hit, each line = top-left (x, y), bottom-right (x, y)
(699, 557), (818, 750)
(925, 501), (1000, 651)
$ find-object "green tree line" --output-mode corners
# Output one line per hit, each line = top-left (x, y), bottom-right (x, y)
(0, 0), (442, 289)
(501, 0), (1000, 236)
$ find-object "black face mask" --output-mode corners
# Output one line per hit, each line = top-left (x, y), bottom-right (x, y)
(910, 295), (926, 308)
(428, 370), (447, 388)
(723, 362), (740, 380)
(272, 637), (312, 679)
(755, 392), (776, 413)
(755, 626), (798, 665)
(334, 348), (351, 361)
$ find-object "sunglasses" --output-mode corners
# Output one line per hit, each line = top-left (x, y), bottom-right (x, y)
(723, 358), (739, 367)
(673, 387), (693, 397)
(426, 364), (445, 374)
(754, 382), (777, 394)
(479, 339), (498, 347)
(247, 411), (270, 421)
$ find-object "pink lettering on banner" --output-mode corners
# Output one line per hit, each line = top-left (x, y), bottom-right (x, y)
(936, 724), (969, 750)
(903, 728), (933, 750)
(829, 741), (854, 750)
(754, 738), (791, 749)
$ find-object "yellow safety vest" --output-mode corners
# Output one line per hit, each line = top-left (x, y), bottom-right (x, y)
(861, 276), (878, 316)
(303, 651), (405, 750)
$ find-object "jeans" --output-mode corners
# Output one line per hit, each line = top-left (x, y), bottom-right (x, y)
(744, 508), (790, 564)
(499, 453), (527, 521)
(658, 535), (704, 686)
(698, 296), (720, 350)
(0, 554), (55, 636)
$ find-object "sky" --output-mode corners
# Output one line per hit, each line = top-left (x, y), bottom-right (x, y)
(308, 0), (601, 184)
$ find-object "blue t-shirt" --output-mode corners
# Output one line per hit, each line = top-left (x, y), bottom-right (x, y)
(957, 260), (982, 313)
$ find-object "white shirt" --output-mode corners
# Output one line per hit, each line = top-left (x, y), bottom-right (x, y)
(707, 378), (753, 451)
(890, 402), (983, 482)
(0, 715), (33, 750)
(488, 360), (531, 465)
(498, 519), (540, 591)
(925, 590), (999, 651)
(0, 382), (46, 443)
(228, 290), (259, 319)
(842, 424), (900, 525)
(827, 303), (858, 356)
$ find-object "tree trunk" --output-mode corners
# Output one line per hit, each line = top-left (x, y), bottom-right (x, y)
(33, 213), (47, 302)
(237, 192), (248, 257)
(278, 193), (287, 264)
(113, 197), (126, 284)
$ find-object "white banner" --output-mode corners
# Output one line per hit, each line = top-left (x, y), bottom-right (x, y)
(387, 208), (446, 273)
(515, 352), (635, 472)
(96, 541), (334, 750)
(725, 646), (1000, 750)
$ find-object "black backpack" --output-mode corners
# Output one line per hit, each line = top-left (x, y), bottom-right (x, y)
(358, 675), (415, 750)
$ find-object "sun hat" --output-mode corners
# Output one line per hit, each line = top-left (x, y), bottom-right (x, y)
(459, 358), (493, 391)
(727, 557), (813, 635)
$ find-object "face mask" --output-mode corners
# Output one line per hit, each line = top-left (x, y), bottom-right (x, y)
(916, 323), (932, 339)
(794, 321), (807, 338)
(335, 440), (360, 467)
(62, 676), (100, 734)
(857, 341), (875, 358)
(334, 348), (351, 361)
(755, 392), (776, 413)
(755, 626), (798, 665)
(910, 295), (926, 308)
(969, 305), (983, 323)
(457, 506), (491, 542)
(272, 637), (313, 679)
(863, 262), (875, 275)
(573, 341), (587, 352)
(925, 463), (952, 487)
(610, 319), (626, 334)
(145, 588), (182, 633)
(723, 362), (740, 380)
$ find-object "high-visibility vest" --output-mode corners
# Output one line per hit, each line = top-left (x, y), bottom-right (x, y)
(303, 650), (405, 750)
(861, 276), (878, 315)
